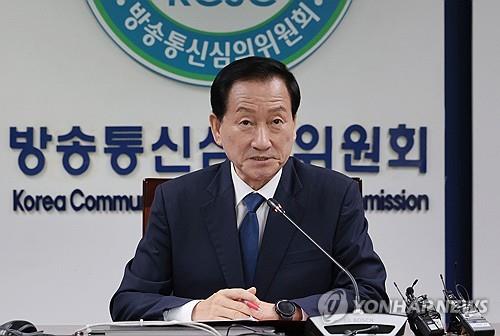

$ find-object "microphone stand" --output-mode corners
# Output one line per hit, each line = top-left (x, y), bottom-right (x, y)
(267, 198), (407, 336)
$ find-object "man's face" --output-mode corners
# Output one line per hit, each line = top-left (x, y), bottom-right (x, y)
(210, 77), (296, 190)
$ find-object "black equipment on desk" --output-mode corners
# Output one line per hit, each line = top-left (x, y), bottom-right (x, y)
(440, 274), (495, 336)
(0, 321), (37, 336)
(394, 280), (444, 336)
(0, 320), (54, 336)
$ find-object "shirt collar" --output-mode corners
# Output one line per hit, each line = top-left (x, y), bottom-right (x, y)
(230, 162), (282, 206)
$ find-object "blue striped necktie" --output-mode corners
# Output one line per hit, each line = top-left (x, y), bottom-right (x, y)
(239, 192), (265, 287)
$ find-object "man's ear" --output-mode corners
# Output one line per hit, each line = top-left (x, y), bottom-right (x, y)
(209, 113), (223, 147)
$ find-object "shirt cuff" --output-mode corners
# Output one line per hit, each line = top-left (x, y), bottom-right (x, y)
(300, 308), (308, 321)
(163, 300), (201, 322)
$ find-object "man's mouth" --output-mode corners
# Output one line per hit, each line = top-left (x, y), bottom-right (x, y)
(251, 156), (272, 161)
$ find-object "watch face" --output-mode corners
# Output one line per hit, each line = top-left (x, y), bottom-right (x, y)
(277, 300), (295, 317)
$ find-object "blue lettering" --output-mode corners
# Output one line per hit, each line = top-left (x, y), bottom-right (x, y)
(363, 189), (430, 212)
(384, 194), (394, 211)
(70, 189), (142, 212)
(85, 195), (96, 210)
(13, 189), (142, 213)
(400, 189), (407, 210)
(71, 189), (85, 211)
(406, 195), (417, 211)
(393, 194), (403, 210)
(55, 195), (66, 211)
(169, 0), (191, 5)
(418, 194), (429, 210)
(168, 0), (275, 6)
(12, 189), (66, 212)
(13, 189), (25, 212)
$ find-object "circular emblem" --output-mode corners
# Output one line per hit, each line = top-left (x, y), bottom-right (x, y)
(87, 0), (351, 86)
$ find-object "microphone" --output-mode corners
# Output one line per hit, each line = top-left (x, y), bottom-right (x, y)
(266, 198), (360, 310)
(266, 198), (408, 336)
(344, 325), (379, 336)
(394, 280), (444, 336)
(439, 273), (495, 336)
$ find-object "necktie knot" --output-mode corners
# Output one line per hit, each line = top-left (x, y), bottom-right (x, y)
(242, 193), (265, 213)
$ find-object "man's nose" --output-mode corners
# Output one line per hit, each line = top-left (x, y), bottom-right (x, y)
(252, 125), (272, 150)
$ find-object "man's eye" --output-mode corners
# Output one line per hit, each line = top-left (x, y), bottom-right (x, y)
(240, 120), (251, 126)
(272, 119), (284, 125)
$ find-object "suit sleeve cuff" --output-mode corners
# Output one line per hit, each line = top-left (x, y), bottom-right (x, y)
(163, 300), (201, 322)
(300, 307), (308, 321)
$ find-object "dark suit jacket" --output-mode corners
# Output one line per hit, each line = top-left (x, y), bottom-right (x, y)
(110, 157), (388, 321)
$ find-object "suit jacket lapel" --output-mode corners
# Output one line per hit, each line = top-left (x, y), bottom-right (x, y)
(254, 158), (305, 298)
(201, 160), (245, 289)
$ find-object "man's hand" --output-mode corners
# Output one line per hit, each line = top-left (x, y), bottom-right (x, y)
(192, 287), (260, 321)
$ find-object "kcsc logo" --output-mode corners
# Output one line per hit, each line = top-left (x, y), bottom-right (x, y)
(88, 0), (351, 85)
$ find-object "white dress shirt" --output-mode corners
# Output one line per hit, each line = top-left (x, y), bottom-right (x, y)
(164, 163), (282, 321)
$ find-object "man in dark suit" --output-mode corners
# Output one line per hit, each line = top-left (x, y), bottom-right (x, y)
(110, 56), (388, 322)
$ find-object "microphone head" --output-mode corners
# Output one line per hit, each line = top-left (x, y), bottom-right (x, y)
(266, 198), (283, 213)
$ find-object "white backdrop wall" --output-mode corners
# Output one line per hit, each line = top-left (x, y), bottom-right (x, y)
(0, 0), (444, 324)
(473, 0), (500, 324)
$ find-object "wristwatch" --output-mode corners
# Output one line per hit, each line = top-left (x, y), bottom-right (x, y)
(275, 300), (296, 320)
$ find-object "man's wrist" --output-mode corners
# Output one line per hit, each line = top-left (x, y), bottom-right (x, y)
(275, 300), (302, 321)
(165, 300), (201, 322)
(293, 305), (303, 321)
